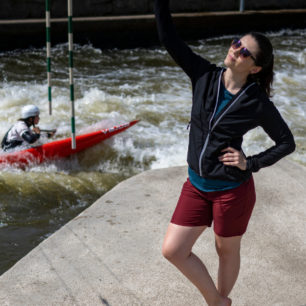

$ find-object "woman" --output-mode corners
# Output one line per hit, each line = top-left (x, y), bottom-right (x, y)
(1, 105), (41, 151)
(155, 0), (295, 305)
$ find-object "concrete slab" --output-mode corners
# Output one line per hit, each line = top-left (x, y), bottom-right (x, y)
(0, 159), (305, 305)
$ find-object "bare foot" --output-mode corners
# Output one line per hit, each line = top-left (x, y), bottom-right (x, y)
(219, 297), (232, 306)
(210, 296), (232, 306)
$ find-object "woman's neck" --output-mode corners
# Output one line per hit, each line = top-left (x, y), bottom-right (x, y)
(222, 69), (248, 95)
(22, 119), (33, 127)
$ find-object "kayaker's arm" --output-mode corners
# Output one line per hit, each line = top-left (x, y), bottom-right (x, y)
(22, 131), (40, 144)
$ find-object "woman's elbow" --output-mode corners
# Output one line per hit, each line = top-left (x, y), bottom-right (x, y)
(286, 136), (296, 154)
(289, 140), (296, 154)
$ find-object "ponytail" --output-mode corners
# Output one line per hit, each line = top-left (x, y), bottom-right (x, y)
(246, 32), (274, 97)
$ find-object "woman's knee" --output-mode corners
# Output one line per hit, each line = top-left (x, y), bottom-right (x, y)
(161, 244), (174, 261)
(215, 235), (242, 258)
(161, 238), (190, 263)
(215, 245), (239, 259)
(162, 223), (206, 262)
(162, 241), (183, 262)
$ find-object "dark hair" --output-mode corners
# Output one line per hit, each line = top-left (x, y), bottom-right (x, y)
(246, 32), (274, 97)
(19, 117), (35, 126)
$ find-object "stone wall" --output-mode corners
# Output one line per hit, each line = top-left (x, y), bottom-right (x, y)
(0, 0), (306, 19)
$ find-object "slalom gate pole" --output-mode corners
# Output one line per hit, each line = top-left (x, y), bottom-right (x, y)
(45, 0), (52, 115)
(68, 0), (76, 149)
(239, 0), (245, 12)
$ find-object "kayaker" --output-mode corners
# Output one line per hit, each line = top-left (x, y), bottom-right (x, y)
(1, 105), (42, 151)
(155, 0), (295, 305)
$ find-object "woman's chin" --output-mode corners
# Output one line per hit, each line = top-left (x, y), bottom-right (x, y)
(224, 59), (231, 68)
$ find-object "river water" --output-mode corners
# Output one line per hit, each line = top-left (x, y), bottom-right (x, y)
(0, 29), (305, 275)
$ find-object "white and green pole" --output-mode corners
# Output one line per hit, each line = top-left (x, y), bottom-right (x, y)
(68, 0), (76, 149)
(45, 0), (52, 115)
(240, 0), (245, 12)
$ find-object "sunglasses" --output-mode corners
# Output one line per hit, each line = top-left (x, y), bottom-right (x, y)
(231, 38), (256, 62)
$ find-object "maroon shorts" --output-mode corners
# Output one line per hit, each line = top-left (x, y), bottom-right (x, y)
(171, 176), (256, 237)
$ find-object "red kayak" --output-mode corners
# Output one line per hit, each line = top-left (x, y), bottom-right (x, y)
(0, 120), (139, 168)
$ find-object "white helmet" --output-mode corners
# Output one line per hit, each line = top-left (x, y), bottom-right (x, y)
(21, 105), (40, 119)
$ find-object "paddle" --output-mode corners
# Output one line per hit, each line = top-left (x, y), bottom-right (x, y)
(40, 129), (57, 133)
(40, 128), (57, 138)
(33, 125), (57, 138)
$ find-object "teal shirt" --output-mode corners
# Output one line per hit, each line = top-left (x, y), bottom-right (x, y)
(188, 83), (242, 192)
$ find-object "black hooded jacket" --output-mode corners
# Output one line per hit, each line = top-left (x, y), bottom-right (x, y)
(155, 0), (295, 182)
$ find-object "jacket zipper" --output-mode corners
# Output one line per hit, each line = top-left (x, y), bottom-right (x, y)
(198, 70), (255, 176)
(198, 69), (223, 176)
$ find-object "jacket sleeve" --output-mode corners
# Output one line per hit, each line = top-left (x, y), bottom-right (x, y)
(22, 131), (40, 144)
(246, 100), (295, 172)
(154, 0), (213, 81)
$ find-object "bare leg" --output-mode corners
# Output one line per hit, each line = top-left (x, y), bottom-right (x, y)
(215, 234), (243, 297)
(162, 223), (231, 306)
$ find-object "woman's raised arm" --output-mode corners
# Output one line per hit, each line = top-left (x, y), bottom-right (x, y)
(154, 0), (213, 81)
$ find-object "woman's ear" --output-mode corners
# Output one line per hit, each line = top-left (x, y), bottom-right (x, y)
(250, 66), (262, 75)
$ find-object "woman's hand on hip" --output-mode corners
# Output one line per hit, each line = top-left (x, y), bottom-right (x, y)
(218, 147), (247, 170)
